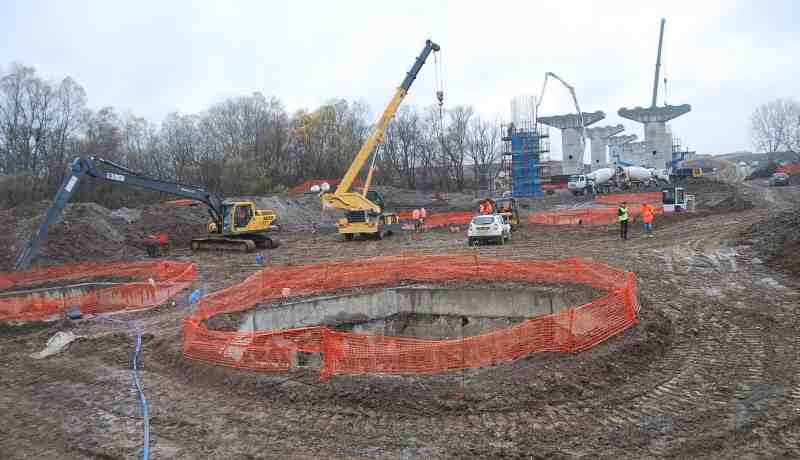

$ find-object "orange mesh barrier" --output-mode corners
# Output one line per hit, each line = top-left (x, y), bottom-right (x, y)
(400, 211), (475, 230)
(182, 254), (639, 379)
(0, 261), (196, 322)
(777, 164), (800, 174)
(528, 206), (663, 225)
(595, 192), (662, 205)
(164, 199), (200, 206)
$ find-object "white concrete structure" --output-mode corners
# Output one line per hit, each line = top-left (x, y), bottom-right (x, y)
(618, 105), (690, 169)
(537, 111), (604, 174)
(608, 134), (638, 165)
(585, 125), (625, 170)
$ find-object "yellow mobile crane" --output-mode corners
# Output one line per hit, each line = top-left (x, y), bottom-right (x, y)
(321, 39), (441, 240)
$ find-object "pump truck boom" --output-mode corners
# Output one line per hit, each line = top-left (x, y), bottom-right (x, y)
(15, 155), (278, 270)
(321, 39), (441, 240)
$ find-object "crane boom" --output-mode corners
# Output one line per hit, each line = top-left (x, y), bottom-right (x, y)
(536, 72), (587, 160)
(652, 18), (666, 107)
(14, 156), (224, 270)
(333, 39), (440, 198)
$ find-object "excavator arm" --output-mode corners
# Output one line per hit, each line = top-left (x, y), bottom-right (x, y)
(14, 155), (224, 270)
(323, 39), (440, 212)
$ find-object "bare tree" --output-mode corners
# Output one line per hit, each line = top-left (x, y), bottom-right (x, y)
(467, 116), (500, 189)
(751, 98), (800, 153)
(439, 105), (473, 191)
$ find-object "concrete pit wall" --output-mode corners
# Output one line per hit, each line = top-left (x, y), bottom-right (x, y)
(238, 286), (581, 337)
(0, 282), (122, 301)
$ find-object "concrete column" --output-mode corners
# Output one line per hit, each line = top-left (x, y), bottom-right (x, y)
(585, 125), (624, 170)
(608, 134), (637, 165)
(618, 104), (690, 170)
(538, 111), (604, 174)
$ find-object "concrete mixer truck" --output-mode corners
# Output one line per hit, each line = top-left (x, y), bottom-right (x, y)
(618, 166), (656, 189)
(568, 167), (616, 195)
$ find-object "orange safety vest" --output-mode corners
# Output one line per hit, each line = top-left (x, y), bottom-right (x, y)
(642, 204), (655, 224)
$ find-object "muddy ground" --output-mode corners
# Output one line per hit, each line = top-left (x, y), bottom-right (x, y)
(2, 178), (800, 459)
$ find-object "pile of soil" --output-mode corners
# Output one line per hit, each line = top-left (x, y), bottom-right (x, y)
(741, 206), (800, 277)
(0, 200), (210, 270)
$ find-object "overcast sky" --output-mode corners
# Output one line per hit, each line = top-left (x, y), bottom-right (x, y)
(3, 0), (798, 159)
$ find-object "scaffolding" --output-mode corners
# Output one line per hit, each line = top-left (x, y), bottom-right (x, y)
(501, 96), (550, 197)
(671, 137), (696, 170)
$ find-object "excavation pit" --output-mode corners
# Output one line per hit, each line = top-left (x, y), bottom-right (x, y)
(238, 284), (600, 340)
(185, 254), (641, 379)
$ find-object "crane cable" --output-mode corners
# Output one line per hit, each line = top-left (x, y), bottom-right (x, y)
(434, 50), (445, 135)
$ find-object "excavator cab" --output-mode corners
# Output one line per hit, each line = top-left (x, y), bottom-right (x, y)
(214, 200), (274, 235)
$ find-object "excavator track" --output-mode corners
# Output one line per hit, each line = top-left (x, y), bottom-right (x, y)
(190, 237), (258, 253)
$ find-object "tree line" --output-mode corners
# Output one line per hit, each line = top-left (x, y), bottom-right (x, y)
(751, 98), (800, 154)
(0, 62), (501, 209)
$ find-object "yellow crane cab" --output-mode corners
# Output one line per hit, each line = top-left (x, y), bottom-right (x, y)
(321, 39), (440, 241)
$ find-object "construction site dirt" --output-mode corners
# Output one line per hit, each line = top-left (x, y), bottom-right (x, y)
(2, 178), (800, 459)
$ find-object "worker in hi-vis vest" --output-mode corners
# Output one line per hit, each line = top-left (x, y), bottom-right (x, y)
(618, 202), (629, 241)
(641, 201), (655, 238)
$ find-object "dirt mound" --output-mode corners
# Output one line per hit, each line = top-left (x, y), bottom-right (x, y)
(741, 207), (800, 277)
(0, 202), (131, 270)
(0, 200), (210, 270)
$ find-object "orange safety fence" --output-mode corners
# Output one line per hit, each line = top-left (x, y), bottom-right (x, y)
(777, 164), (800, 174)
(0, 260), (196, 322)
(182, 254), (639, 379)
(164, 199), (201, 206)
(528, 205), (663, 225)
(595, 192), (662, 205)
(400, 211), (475, 230)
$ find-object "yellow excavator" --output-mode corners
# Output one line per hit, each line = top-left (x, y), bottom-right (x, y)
(15, 156), (278, 270)
(321, 39), (441, 240)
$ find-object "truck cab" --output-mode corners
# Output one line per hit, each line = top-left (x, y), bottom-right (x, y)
(568, 175), (589, 195)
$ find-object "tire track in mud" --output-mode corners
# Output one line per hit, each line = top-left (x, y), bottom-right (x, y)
(246, 236), (800, 459)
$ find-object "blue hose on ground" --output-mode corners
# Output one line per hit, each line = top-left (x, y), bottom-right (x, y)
(96, 315), (150, 460)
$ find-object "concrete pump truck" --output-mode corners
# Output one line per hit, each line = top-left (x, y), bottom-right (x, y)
(321, 39), (441, 240)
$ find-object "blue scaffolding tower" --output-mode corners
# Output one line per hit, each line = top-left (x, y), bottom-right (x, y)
(502, 122), (549, 197)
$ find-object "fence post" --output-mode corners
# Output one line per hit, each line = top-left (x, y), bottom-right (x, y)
(568, 307), (577, 352)
(624, 272), (638, 324)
